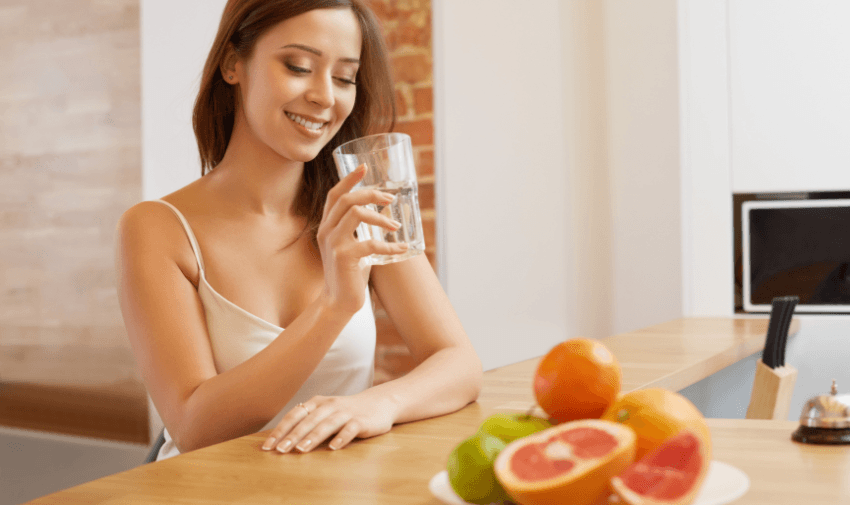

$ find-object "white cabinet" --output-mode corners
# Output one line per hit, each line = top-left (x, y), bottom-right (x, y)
(728, 0), (850, 193)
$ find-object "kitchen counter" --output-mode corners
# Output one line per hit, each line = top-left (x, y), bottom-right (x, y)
(26, 317), (850, 505)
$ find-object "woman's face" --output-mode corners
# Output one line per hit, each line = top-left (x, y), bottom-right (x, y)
(233, 8), (362, 163)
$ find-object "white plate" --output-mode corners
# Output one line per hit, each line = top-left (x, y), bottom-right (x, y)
(428, 460), (750, 505)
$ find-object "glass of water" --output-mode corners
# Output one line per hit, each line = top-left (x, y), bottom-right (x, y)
(332, 133), (425, 266)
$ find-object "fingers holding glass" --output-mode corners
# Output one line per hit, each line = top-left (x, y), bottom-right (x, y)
(322, 163), (367, 221)
(346, 239), (409, 260)
(331, 204), (401, 244)
(324, 188), (396, 232)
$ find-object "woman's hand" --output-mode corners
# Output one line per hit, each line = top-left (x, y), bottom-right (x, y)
(261, 393), (398, 453)
(317, 163), (409, 314)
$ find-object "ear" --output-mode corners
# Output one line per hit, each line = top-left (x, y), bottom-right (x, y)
(220, 44), (241, 84)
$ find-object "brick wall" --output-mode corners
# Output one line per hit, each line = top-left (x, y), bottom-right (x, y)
(369, 0), (435, 385)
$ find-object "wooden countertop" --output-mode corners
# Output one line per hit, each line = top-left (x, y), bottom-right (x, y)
(27, 317), (850, 505)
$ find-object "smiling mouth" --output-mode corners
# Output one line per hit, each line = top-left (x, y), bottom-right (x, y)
(285, 112), (327, 131)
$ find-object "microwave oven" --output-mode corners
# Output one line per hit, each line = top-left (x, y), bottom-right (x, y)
(742, 198), (850, 313)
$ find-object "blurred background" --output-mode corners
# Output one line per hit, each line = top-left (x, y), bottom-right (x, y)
(3, 1), (850, 504)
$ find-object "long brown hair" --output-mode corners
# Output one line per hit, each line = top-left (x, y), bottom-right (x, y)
(193, 0), (396, 238)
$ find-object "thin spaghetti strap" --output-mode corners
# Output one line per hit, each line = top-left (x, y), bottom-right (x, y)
(153, 200), (206, 273)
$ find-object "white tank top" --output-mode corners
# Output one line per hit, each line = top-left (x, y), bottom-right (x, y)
(153, 200), (376, 460)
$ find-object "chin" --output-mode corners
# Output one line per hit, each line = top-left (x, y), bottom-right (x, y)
(280, 147), (324, 163)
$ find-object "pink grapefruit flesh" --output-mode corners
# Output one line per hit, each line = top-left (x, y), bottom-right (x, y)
(617, 431), (703, 500)
(555, 427), (619, 458)
(509, 427), (619, 482)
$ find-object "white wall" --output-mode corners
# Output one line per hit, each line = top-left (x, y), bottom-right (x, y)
(435, 0), (571, 370)
(558, 0), (685, 339)
(436, 0), (687, 372)
(436, 0), (687, 370)
(602, 0), (683, 334)
(141, 0), (226, 200)
(560, 0), (614, 341)
(677, 0), (734, 317)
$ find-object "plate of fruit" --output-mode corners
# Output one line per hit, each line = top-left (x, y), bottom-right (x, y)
(431, 338), (750, 505)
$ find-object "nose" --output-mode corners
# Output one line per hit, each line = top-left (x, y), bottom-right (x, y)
(305, 73), (334, 109)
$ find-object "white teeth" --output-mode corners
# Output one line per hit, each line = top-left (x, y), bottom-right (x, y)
(287, 112), (323, 131)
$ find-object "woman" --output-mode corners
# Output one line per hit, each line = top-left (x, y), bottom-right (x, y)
(116, 0), (481, 460)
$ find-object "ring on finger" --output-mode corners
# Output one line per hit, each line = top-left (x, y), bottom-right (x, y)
(295, 402), (311, 415)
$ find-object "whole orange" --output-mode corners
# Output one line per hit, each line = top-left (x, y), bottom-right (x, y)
(600, 388), (712, 461)
(533, 338), (622, 424)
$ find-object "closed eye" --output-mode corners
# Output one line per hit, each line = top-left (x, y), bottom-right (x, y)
(285, 63), (310, 74)
(286, 63), (354, 86)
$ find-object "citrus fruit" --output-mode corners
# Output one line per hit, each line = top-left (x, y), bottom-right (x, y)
(600, 388), (711, 461)
(493, 419), (636, 505)
(479, 413), (552, 443)
(447, 432), (511, 505)
(533, 338), (622, 423)
(610, 430), (711, 505)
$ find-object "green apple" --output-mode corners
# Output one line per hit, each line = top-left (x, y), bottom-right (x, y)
(478, 412), (552, 443)
(447, 432), (510, 505)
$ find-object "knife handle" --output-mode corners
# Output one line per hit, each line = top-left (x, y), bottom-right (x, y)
(763, 298), (784, 368)
(773, 297), (791, 368)
(777, 296), (799, 367)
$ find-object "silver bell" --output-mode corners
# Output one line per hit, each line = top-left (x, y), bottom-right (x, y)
(791, 379), (850, 444)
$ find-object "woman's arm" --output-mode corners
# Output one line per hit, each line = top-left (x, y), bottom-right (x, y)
(117, 167), (405, 454)
(368, 253), (483, 423)
(262, 253), (482, 453)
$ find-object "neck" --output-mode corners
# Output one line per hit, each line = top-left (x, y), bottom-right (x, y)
(205, 112), (305, 220)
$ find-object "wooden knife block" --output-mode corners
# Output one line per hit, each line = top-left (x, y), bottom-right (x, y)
(746, 360), (798, 420)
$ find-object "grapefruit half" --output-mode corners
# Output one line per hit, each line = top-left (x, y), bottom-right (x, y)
(493, 419), (636, 505)
(610, 430), (711, 505)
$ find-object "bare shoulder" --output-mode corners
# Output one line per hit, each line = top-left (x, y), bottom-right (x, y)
(115, 200), (201, 286)
(117, 200), (185, 247)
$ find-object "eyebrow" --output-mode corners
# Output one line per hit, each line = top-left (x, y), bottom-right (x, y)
(281, 43), (360, 64)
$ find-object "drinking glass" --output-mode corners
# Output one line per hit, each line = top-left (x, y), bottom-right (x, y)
(332, 133), (425, 266)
